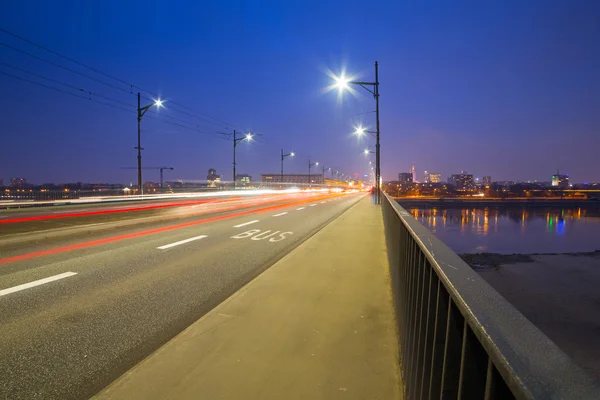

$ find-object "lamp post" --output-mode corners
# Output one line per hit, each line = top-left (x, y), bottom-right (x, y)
(308, 159), (319, 187)
(233, 130), (253, 189)
(136, 93), (163, 195)
(281, 149), (295, 183)
(333, 61), (380, 203)
(159, 167), (174, 189)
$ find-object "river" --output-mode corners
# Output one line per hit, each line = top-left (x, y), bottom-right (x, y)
(404, 206), (600, 254)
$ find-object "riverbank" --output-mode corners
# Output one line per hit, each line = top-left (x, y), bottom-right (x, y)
(460, 252), (600, 380)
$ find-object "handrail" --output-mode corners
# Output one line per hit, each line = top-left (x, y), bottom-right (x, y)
(381, 191), (600, 399)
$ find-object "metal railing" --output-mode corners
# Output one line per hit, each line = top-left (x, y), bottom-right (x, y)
(381, 192), (600, 399)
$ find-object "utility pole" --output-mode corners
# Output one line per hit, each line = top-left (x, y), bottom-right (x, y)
(136, 93), (163, 195)
(281, 149), (295, 183)
(233, 129), (237, 189)
(375, 61), (381, 204)
(159, 167), (174, 189)
(136, 93), (143, 194)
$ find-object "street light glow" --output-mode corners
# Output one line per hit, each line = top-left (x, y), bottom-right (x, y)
(334, 74), (350, 91)
(154, 99), (163, 107)
(246, 133), (253, 141)
(315, 162), (319, 166)
(290, 152), (295, 157)
(364, 148), (370, 155)
(354, 125), (366, 136)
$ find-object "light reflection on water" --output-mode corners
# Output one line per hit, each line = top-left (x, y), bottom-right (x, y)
(408, 206), (600, 254)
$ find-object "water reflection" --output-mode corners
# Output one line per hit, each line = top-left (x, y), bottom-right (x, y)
(407, 206), (600, 254)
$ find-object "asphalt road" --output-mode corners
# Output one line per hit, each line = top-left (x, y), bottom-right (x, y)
(0, 191), (364, 399)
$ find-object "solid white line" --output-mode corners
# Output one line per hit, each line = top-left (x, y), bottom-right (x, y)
(157, 235), (208, 249)
(273, 212), (288, 217)
(296, 207), (305, 210)
(233, 220), (259, 228)
(0, 272), (77, 297)
(309, 204), (317, 207)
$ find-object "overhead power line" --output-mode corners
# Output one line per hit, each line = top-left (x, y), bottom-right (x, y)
(0, 69), (135, 114)
(0, 27), (237, 128)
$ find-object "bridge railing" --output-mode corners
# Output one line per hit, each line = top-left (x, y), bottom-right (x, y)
(381, 192), (600, 399)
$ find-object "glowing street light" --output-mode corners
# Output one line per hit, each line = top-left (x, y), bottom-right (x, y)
(281, 149), (295, 183)
(232, 130), (254, 189)
(308, 159), (319, 187)
(330, 61), (381, 203)
(136, 93), (164, 194)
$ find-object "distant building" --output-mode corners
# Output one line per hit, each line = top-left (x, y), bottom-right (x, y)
(483, 176), (492, 186)
(423, 171), (430, 183)
(398, 173), (413, 184)
(207, 168), (221, 187)
(429, 173), (442, 183)
(0, 177), (3, 187)
(411, 165), (416, 183)
(9, 177), (28, 188)
(261, 173), (323, 185)
(449, 173), (474, 189)
(236, 174), (252, 184)
(552, 171), (569, 188)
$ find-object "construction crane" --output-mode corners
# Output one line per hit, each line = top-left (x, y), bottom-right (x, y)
(121, 166), (174, 188)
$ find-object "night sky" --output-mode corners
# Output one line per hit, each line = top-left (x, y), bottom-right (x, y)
(1, 0), (599, 185)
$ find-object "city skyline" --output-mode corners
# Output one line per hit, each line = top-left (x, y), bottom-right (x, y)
(1, 1), (599, 184)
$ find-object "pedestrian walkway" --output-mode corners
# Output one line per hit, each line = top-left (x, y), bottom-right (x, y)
(95, 195), (402, 400)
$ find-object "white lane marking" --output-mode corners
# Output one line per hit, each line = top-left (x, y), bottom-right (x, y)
(273, 212), (288, 217)
(296, 207), (305, 210)
(0, 272), (77, 297)
(309, 204), (317, 207)
(233, 220), (259, 228)
(157, 235), (208, 249)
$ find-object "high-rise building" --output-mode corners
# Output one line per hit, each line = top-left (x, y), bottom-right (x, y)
(9, 177), (28, 188)
(483, 176), (492, 186)
(449, 173), (474, 188)
(411, 165), (416, 183)
(552, 171), (569, 188)
(398, 172), (413, 184)
(429, 173), (442, 183)
(423, 171), (430, 183)
(207, 169), (221, 187)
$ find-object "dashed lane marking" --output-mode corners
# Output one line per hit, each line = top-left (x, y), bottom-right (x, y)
(157, 235), (208, 250)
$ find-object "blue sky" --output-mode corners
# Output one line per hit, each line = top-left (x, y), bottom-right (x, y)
(1, 0), (599, 184)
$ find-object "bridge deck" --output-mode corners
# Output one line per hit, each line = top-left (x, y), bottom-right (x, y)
(95, 195), (402, 400)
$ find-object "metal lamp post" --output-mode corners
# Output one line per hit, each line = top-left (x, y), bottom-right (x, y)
(281, 149), (295, 183)
(308, 159), (319, 187)
(233, 130), (253, 189)
(136, 93), (163, 195)
(334, 61), (380, 203)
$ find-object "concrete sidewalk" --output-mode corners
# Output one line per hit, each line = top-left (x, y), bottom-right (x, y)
(95, 195), (402, 400)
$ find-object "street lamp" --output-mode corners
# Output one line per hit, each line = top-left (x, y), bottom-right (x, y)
(281, 149), (295, 183)
(233, 130), (253, 189)
(308, 159), (319, 187)
(136, 93), (163, 194)
(333, 61), (380, 203)
(363, 147), (374, 155)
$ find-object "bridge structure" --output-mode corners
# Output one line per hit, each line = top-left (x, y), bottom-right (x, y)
(0, 188), (599, 399)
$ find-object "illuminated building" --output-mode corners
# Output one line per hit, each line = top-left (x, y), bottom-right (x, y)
(411, 165), (416, 183)
(483, 176), (492, 186)
(423, 171), (430, 183)
(429, 173), (442, 183)
(261, 174), (323, 184)
(398, 172), (413, 184)
(449, 173), (474, 188)
(9, 177), (28, 188)
(551, 171), (569, 188)
(236, 174), (252, 184)
(207, 168), (221, 187)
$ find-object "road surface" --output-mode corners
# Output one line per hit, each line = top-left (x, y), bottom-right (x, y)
(0, 191), (364, 399)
